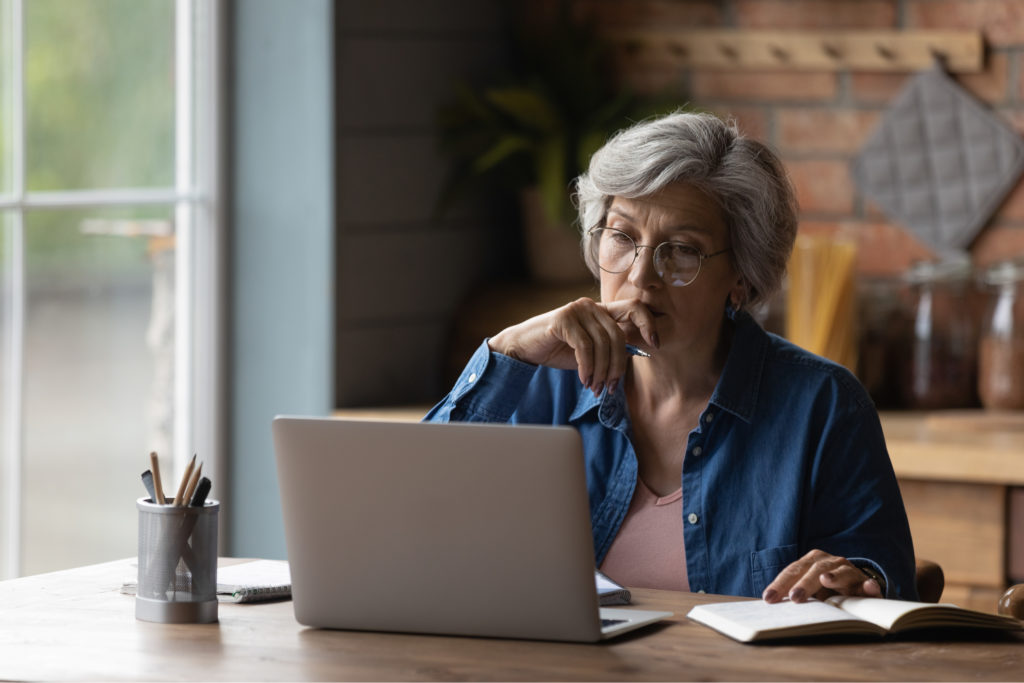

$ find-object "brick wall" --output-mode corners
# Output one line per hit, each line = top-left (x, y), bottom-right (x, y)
(568, 0), (1024, 274)
(333, 0), (515, 406)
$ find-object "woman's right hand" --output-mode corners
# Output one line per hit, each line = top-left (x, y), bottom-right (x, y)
(487, 298), (658, 395)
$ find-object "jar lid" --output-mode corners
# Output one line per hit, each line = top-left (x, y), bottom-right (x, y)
(981, 259), (1024, 286)
(904, 252), (973, 284)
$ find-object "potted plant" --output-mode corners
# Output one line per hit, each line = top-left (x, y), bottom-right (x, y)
(437, 8), (675, 284)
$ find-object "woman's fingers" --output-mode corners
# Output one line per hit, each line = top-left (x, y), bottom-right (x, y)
(580, 309), (633, 394)
(488, 297), (656, 394)
(819, 564), (883, 598)
(557, 300), (625, 394)
(602, 298), (660, 350)
(762, 550), (882, 604)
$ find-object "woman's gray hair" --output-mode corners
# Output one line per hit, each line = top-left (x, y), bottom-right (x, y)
(575, 111), (798, 309)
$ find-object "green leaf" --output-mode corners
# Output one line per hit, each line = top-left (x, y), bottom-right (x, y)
(484, 87), (561, 133)
(473, 135), (534, 175)
(535, 137), (569, 223)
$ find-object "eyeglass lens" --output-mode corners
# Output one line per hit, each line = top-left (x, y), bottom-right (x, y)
(593, 228), (701, 287)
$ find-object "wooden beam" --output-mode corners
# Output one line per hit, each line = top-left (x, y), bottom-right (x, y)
(610, 30), (984, 72)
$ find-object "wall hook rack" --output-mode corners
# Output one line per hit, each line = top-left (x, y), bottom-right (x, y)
(610, 29), (983, 72)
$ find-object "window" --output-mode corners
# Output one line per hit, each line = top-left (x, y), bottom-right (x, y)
(0, 0), (222, 577)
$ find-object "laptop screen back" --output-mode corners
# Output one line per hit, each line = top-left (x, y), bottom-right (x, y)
(272, 416), (604, 641)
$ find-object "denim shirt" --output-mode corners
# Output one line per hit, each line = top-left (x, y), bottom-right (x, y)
(424, 309), (918, 600)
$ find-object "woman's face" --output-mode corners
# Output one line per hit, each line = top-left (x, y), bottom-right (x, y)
(598, 181), (743, 352)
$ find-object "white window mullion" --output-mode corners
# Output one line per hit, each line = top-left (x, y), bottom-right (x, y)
(189, 0), (224, 496)
(0, 187), (197, 211)
(173, 0), (194, 484)
(3, 211), (24, 581)
(0, 0), (221, 577)
(3, 0), (25, 580)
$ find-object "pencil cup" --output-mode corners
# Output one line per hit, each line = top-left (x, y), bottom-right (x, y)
(135, 497), (219, 623)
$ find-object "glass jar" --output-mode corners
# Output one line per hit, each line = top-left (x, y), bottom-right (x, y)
(857, 276), (906, 409)
(978, 260), (1024, 410)
(900, 256), (978, 410)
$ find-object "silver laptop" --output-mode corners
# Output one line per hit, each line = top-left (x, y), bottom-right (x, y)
(272, 416), (672, 642)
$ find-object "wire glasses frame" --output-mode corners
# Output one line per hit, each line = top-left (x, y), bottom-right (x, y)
(588, 226), (731, 287)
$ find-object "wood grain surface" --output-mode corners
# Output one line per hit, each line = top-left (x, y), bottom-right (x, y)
(2, 558), (1023, 681)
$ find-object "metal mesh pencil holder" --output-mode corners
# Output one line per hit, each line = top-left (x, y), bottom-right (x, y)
(136, 497), (219, 623)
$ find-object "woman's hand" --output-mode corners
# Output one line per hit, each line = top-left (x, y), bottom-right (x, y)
(761, 549), (884, 603)
(487, 297), (658, 395)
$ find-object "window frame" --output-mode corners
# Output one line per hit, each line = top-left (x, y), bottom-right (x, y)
(0, 0), (224, 578)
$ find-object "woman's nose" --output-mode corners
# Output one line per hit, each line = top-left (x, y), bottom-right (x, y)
(627, 246), (662, 288)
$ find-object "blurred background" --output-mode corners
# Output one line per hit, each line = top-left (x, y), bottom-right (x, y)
(3, 0), (1024, 612)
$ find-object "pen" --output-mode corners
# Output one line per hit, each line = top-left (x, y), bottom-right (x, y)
(141, 470), (157, 502)
(190, 476), (211, 507)
(626, 344), (652, 358)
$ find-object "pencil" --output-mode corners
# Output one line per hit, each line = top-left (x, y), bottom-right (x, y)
(173, 454), (197, 507)
(149, 451), (166, 504)
(182, 461), (203, 507)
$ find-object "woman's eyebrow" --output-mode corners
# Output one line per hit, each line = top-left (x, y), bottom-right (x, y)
(605, 207), (634, 223)
(607, 208), (713, 236)
(667, 224), (713, 236)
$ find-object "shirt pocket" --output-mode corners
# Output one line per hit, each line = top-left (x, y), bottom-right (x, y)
(750, 544), (799, 596)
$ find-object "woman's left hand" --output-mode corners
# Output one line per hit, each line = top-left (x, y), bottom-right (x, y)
(761, 549), (884, 603)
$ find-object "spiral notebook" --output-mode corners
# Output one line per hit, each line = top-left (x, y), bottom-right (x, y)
(596, 570), (631, 606)
(125, 559), (617, 607)
(216, 559), (291, 603)
(121, 559), (292, 603)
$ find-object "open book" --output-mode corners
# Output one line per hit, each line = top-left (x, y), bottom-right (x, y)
(688, 596), (1021, 643)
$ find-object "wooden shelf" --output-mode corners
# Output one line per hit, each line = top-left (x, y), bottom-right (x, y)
(881, 411), (1024, 485)
(610, 29), (984, 72)
(334, 406), (427, 422)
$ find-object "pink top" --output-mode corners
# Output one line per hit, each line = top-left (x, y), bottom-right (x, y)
(598, 478), (689, 591)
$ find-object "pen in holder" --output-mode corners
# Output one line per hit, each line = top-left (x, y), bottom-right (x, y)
(135, 497), (219, 623)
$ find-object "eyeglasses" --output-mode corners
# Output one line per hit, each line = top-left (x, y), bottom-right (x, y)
(588, 227), (731, 287)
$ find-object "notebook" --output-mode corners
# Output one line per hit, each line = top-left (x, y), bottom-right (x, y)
(596, 569), (631, 605)
(120, 558), (291, 603)
(216, 559), (291, 603)
(271, 416), (672, 642)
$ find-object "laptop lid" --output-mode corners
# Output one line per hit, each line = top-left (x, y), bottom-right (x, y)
(272, 416), (670, 642)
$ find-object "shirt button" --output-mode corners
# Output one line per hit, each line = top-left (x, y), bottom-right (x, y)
(697, 589), (706, 594)
(468, 372), (477, 383)
(704, 413), (714, 423)
(692, 446), (702, 456)
(687, 512), (699, 525)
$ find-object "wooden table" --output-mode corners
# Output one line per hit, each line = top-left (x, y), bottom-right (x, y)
(2, 558), (1023, 681)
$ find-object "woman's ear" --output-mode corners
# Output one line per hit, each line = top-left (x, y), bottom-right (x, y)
(728, 277), (747, 310)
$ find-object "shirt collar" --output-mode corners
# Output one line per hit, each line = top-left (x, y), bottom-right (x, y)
(570, 382), (629, 430)
(708, 307), (768, 423)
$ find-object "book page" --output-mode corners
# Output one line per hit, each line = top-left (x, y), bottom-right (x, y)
(828, 595), (1023, 632)
(826, 596), (933, 630)
(688, 599), (881, 642)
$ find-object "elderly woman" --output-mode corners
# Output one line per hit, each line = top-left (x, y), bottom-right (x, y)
(426, 111), (917, 602)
